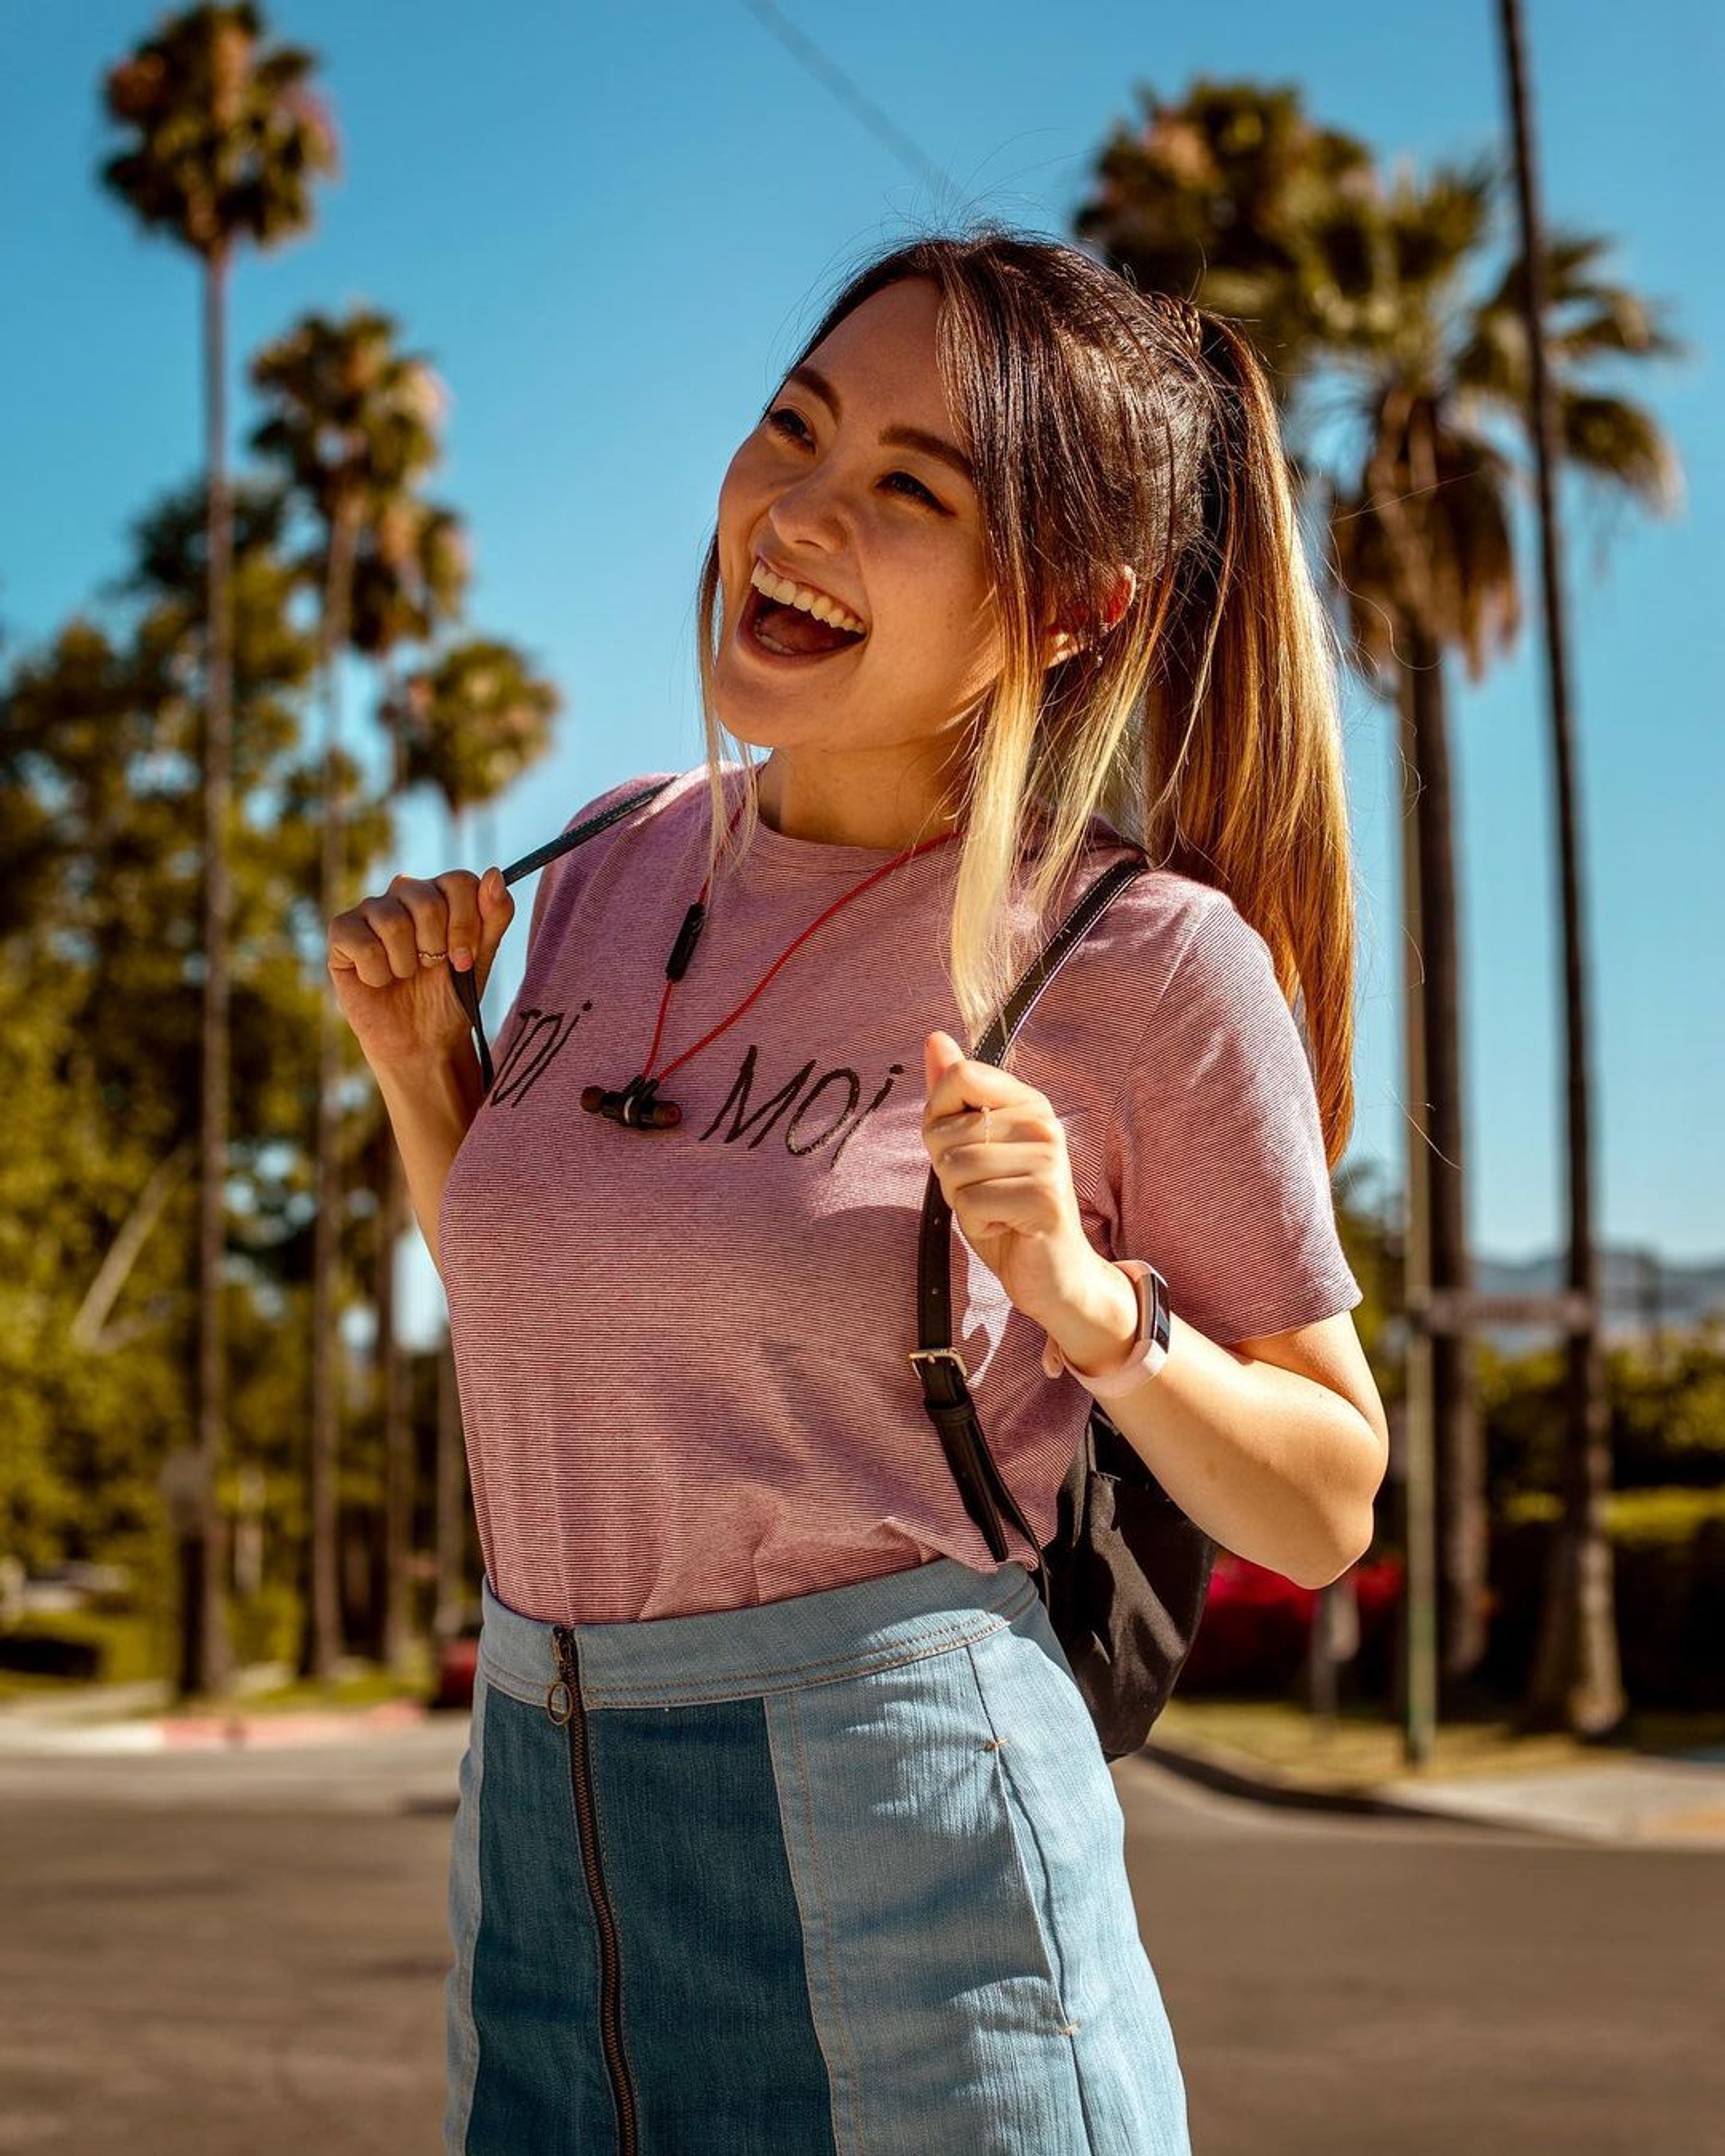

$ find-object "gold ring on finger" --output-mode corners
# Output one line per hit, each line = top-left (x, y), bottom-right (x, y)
(418, 949), (448, 965)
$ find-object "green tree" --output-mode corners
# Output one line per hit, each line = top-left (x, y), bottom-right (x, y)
(98, 0), (337, 1697)
(0, 478), (330, 1641)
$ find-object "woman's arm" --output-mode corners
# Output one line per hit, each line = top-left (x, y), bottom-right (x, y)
(1049, 1260), (1389, 1588)
(371, 1041), (487, 1280)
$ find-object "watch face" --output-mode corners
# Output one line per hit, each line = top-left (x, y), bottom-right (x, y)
(1120, 1259), (1171, 1352)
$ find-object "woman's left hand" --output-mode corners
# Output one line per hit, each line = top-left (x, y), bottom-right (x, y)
(920, 1028), (1106, 1337)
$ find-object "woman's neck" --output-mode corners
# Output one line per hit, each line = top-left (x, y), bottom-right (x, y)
(752, 748), (967, 852)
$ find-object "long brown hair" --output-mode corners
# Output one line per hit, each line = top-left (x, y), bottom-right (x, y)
(692, 223), (1358, 1169)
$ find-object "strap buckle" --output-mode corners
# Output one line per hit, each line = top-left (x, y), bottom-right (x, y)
(907, 1346), (968, 1383)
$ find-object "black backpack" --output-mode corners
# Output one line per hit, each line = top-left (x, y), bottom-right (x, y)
(447, 779), (1216, 1762)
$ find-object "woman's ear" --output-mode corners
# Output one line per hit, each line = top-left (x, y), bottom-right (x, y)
(1042, 565), (1137, 669)
(1100, 564), (1137, 630)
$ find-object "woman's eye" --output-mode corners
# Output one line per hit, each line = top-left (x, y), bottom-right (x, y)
(883, 470), (941, 508)
(763, 406), (942, 510)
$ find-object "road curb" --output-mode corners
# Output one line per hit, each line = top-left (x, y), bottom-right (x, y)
(1137, 1732), (1497, 1828)
(1135, 1731), (1725, 1848)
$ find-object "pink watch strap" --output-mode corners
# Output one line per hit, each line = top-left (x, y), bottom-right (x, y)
(1041, 1258), (1171, 1399)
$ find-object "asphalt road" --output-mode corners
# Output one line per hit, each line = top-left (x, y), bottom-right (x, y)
(1, 1719), (1721, 2154)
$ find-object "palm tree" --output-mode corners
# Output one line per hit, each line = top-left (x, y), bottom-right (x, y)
(351, 498), (470, 1659)
(351, 499), (470, 670)
(1318, 159), (1522, 1705)
(1076, 88), (1502, 1696)
(394, 641), (563, 832)
(345, 496), (471, 1670)
(1327, 176), (1682, 1732)
(99, 1), (337, 1698)
(1075, 81), (1384, 420)
(1495, 0), (1686, 1732)
(1075, 83), (1682, 1727)
(249, 309), (447, 1679)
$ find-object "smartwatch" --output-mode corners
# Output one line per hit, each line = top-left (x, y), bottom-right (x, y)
(1041, 1258), (1172, 1399)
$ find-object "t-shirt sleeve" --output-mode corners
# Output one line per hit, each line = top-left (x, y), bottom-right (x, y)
(1110, 891), (1363, 1346)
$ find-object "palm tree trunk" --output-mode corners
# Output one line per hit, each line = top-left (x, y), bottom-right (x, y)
(187, 245), (234, 1701)
(1405, 622), (1490, 1693)
(1395, 660), (1437, 1766)
(434, 800), (473, 1639)
(376, 1138), (412, 1669)
(300, 506), (362, 1682)
(377, 664), (414, 1674)
(1498, 0), (1624, 1735)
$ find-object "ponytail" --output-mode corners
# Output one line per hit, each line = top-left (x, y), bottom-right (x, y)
(1139, 310), (1359, 1170)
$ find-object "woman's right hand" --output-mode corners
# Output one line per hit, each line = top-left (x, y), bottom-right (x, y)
(327, 865), (518, 1070)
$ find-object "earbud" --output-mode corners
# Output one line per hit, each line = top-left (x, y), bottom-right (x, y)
(580, 1078), (682, 1129)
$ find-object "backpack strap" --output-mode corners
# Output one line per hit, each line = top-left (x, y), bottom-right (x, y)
(908, 849), (1151, 1576)
(450, 778), (678, 1091)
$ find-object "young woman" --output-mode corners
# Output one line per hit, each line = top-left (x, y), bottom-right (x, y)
(330, 225), (1389, 2156)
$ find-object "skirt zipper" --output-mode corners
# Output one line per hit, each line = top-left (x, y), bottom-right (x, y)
(548, 1622), (640, 2156)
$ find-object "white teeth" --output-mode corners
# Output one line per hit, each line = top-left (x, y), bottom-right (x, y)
(749, 560), (867, 636)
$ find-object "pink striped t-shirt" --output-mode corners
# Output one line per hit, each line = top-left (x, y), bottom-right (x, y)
(438, 762), (1362, 1624)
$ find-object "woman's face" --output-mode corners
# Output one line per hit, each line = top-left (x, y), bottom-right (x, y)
(712, 277), (1005, 770)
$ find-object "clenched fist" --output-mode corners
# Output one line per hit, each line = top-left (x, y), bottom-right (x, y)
(327, 865), (516, 1071)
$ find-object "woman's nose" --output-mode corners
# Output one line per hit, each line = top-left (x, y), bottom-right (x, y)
(766, 464), (856, 543)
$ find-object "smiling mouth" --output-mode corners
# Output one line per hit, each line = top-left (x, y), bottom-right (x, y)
(740, 581), (868, 661)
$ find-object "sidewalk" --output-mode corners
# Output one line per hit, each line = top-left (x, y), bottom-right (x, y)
(1141, 1710), (1725, 1851)
(0, 1664), (429, 1753)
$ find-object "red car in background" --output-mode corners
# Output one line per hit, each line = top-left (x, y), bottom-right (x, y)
(1179, 1548), (1404, 1694)
(429, 1607), (484, 1712)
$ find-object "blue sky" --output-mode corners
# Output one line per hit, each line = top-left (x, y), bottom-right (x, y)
(5, 0), (1720, 1343)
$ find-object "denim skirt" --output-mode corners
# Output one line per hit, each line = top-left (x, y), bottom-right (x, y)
(443, 1552), (1192, 2154)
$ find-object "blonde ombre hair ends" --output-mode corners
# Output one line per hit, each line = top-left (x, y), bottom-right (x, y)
(692, 225), (1358, 1171)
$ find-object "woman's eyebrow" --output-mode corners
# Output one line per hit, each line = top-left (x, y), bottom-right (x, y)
(784, 363), (975, 488)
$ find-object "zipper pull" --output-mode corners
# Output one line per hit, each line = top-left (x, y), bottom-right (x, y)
(547, 1624), (579, 1725)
